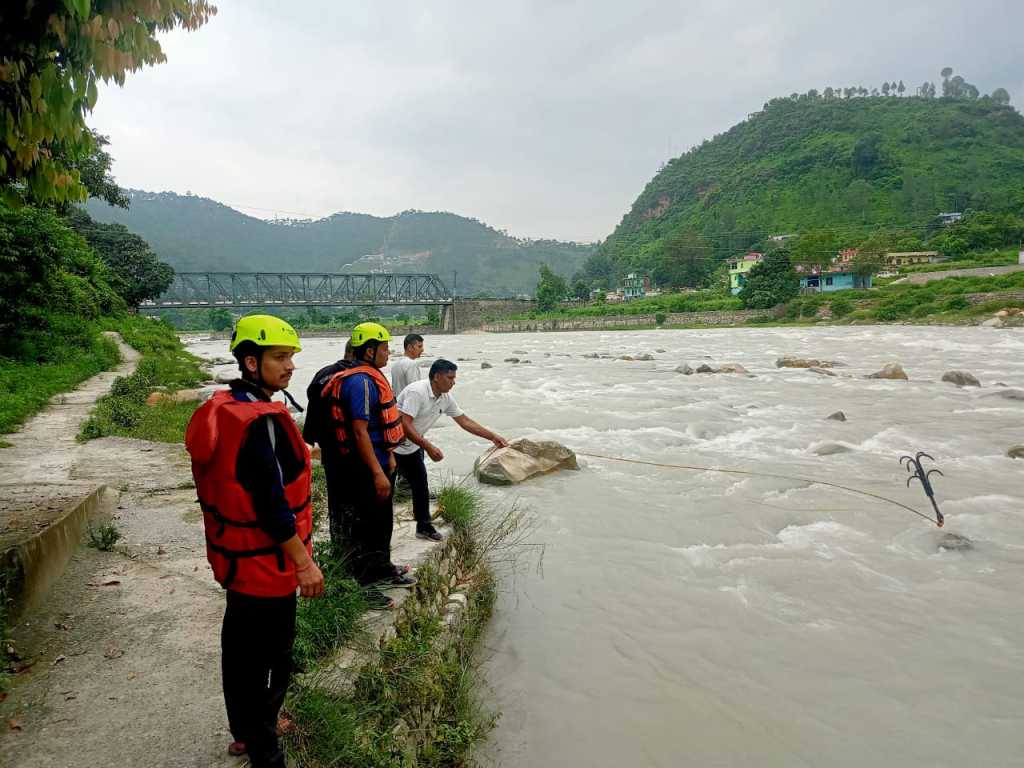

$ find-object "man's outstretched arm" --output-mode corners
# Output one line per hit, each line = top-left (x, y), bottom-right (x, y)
(453, 414), (508, 448)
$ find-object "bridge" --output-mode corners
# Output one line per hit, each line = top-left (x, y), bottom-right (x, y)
(142, 272), (453, 309)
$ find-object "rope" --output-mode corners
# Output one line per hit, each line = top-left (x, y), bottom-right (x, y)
(575, 451), (941, 527)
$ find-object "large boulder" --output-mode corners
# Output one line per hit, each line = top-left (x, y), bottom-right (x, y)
(985, 389), (1024, 401)
(480, 362), (493, 369)
(1007, 445), (1024, 459)
(941, 370), (981, 387)
(866, 363), (908, 381)
(825, 411), (847, 421)
(474, 438), (579, 486)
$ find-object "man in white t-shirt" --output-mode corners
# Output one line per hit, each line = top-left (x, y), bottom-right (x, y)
(394, 359), (508, 540)
(390, 333), (424, 395)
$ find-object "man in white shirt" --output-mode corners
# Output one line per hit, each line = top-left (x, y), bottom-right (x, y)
(394, 359), (508, 540)
(390, 333), (424, 395)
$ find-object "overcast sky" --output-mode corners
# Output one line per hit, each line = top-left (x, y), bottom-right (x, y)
(90, 0), (1024, 242)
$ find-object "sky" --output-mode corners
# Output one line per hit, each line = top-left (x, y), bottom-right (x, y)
(90, 0), (1024, 242)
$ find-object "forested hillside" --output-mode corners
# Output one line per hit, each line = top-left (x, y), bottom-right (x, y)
(586, 76), (1024, 288)
(86, 192), (594, 296)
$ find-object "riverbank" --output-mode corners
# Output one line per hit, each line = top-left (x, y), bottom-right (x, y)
(1, 324), (506, 767)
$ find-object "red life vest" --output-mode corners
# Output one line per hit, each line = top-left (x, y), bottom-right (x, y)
(320, 363), (405, 456)
(185, 389), (313, 597)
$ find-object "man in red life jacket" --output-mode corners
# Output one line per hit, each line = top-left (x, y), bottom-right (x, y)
(185, 314), (323, 768)
(319, 322), (416, 605)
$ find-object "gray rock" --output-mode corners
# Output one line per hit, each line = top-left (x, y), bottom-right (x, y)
(582, 353), (600, 359)
(866, 363), (909, 381)
(213, 371), (235, 384)
(635, 353), (654, 361)
(474, 438), (579, 485)
(1007, 445), (1024, 459)
(716, 363), (749, 374)
(512, 350), (527, 354)
(941, 370), (981, 387)
(695, 364), (716, 374)
(825, 411), (847, 421)
(675, 364), (695, 375)
(618, 355), (634, 361)
(656, 348), (666, 353)
(503, 357), (520, 363)
(981, 317), (1004, 328)
(521, 360), (532, 364)
(813, 442), (853, 456)
(207, 355), (236, 366)
(480, 362), (493, 369)
(809, 367), (836, 377)
(938, 533), (972, 551)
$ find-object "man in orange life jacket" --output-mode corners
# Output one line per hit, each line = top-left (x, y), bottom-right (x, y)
(185, 314), (323, 768)
(319, 322), (416, 598)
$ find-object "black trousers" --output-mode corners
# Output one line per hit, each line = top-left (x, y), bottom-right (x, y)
(327, 457), (396, 584)
(395, 449), (432, 528)
(222, 589), (296, 768)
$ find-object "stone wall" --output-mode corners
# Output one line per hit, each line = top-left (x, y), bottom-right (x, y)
(480, 308), (769, 332)
(965, 291), (1024, 305)
(442, 298), (536, 331)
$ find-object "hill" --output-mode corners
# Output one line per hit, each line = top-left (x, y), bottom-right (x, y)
(587, 91), (1024, 287)
(85, 192), (594, 297)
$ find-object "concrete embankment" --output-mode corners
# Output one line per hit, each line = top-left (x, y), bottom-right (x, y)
(482, 308), (771, 332)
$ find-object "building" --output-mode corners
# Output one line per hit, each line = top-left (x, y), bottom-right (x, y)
(938, 212), (963, 226)
(727, 252), (763, 295)
(885, 251), (945, 267)
(833, 248), (860, 267)
(622, 272), (650, 300)
(605, 291), (624, 303)
(797, 264), (872, 293)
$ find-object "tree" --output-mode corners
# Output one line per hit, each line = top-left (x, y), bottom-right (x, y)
(0, 1), (216, 206)
(64, 209), (173, 306)
(991, 87), (1011, 106)
(571, 277), (589, 301)
(53, 130), (129, 209)
(882, 82), (890, 97)
(738, 249), (798, 309)
(535, 264), (568, 312)
(823, 87), (834, 99)
(898, 80), (906, 96)
(654, 230), (708, 288)
(208, 308), (232, 331)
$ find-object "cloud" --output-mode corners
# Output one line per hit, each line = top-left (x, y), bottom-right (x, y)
(89, 0), (1024, 240)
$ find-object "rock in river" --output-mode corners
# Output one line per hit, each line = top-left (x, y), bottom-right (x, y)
(474, 438), (579, 485)
(1007, 445), (1024, 459)
(866, 363), (908, 380)
(941, 370), (981, 387)
(825, 411), (847, 421)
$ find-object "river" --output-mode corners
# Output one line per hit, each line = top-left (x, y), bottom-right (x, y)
(187, 326), (1024, 767)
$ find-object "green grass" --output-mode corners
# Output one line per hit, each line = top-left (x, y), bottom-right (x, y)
(79, 316), (206, 443)
(87, 522), (122, 552)
(0, 318), (121, 434)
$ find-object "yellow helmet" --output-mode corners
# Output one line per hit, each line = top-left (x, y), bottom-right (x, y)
(230, 314), (302, 352)
(351, 321), (390, 346)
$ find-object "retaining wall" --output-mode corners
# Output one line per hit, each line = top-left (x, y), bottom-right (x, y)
(480, 308), (769, 332)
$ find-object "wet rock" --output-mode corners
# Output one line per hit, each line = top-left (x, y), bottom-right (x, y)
(813, 442), (853, 456)
(866, 363), (908, 380)
(825, 411), (847, 421)
(521, 360), (532, 364)
(809, 367), (836, 377)
(656, 348), (666, 353)
(1007, 445), (1024, 459)
(985, 388), (1024, 401)
(480, 362), (493, 369)
(675, 364), (695, 375)
(474, 438), (579, 485)
(695, 364), (716, 374)
(634, 353), (654, 361)
(145, 389), (205, 406)
(206, 355), (235, 366)
(941, 370), (981, 387)
(512, 350), (527, 354)
(544, 353), (551, 357)
(503, 357), (520, 363)
(582, 353), (600, 359)
(981, 317), (1003, 328)
(618, 355), (634, 361)
(938, 533), (972, 551)
(716, 363), (749, 374)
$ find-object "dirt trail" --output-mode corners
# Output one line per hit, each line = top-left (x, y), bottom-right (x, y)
(1, 335), (239, 767)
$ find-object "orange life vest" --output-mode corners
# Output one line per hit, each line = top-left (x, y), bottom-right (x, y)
(185, 389), (313, 597)
(320, 363), (404, 456)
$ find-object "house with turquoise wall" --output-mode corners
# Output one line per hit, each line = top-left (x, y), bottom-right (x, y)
(798, 269), (871, 293)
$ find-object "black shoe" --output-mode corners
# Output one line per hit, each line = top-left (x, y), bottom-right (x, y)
(388, 573), (417, 588)
(416, 525), (444, 542)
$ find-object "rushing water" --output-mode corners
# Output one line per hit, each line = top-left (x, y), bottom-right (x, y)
(188, 327), (1024, 767)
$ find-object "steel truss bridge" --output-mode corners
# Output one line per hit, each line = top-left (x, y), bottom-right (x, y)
(142, 272), (453, 309)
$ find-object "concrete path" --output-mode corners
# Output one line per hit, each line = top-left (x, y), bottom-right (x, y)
(1, 338), (443, 767)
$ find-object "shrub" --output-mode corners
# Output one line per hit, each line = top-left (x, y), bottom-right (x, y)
(830, 297), (854, 318)
(944, 295), (970, 311)
(87, 523), (122, 552)
(655, 312), (667, 326)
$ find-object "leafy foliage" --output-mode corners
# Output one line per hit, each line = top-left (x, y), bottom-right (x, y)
(0, 202), (123, 358)
(535, 264), (568, 312)
(738, 249), (799, 309)
(0, 1), (215, 205)
(65, 208), (173, 306)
